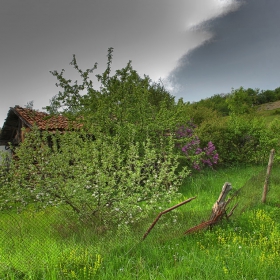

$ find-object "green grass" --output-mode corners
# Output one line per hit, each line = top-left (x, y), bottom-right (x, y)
(1, 164), (280, 279)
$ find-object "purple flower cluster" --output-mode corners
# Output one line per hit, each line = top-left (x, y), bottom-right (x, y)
(181, 137), (200, 155)
(176, 123), (219, 171)
(201, 141), (219, 167)
(176, 122), (196, 138)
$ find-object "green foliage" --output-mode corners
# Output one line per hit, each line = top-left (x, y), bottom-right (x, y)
(257, 89), (279, 104)
(189, 86), (280, 118)
(43, 48), (192, 177)
(182, 104), (221, 125)
(196, 114), (280, 165)
(0, 127), (189, 226)
(191, 93), (230, 117)
(46, 48), (176, 139)
(226, 87), (257, 115)
(0, 48), (194, 225)
(1, 48), (221, 228)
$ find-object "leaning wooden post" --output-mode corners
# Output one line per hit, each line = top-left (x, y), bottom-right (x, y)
(210, 182), (232, 220)
(184, 182), (235, 234)
(262, 149), (275, 203)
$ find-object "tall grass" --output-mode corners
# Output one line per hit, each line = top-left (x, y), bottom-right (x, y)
(1, 164), (280, 279)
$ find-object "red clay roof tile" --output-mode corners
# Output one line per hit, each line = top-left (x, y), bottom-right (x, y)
(14, 106), (79, 131)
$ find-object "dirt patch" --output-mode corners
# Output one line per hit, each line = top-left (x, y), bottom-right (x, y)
(257, 100), (280, 111)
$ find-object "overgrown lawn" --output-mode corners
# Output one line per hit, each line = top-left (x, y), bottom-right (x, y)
(1, 164), (280, 279)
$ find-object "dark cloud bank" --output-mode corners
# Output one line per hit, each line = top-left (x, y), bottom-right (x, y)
(170, 0), (280, 102)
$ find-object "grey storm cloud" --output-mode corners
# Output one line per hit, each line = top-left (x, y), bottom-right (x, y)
(169, 0), (280, 101)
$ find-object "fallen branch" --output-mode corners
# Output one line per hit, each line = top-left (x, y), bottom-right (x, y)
(142, 196), (196, 241)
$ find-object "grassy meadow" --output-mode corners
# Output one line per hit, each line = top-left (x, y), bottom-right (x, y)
(1, 164), (280, 279)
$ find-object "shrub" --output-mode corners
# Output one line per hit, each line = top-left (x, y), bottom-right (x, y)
(0, 126), (189, 226)
(196, 114), (280, 165)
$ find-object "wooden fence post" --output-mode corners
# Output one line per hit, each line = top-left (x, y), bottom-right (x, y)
(262, 149), (275, 203)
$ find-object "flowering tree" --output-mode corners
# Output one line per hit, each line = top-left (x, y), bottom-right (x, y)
(0, 127), (189, 226)
(176, 122), (219, 171)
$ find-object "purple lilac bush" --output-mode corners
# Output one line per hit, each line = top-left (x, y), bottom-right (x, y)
(176, 122), (219, 171)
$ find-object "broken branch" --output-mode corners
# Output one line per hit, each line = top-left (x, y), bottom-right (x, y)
(142, 196), (196, 241)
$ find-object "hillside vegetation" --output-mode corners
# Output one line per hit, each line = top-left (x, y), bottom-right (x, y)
(0, 49), (280, 279)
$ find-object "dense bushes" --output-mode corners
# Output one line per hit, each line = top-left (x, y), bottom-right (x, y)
(189, 86), (280, 117)
(196, 114), (280, 165)
(0, 127), (189, 225)
(1, 48), (279, 226)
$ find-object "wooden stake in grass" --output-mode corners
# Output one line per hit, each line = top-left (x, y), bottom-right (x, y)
(262, 149), (275, 203)
(142, 196), (196, 241)
(184, 182), (237, 234)
(210, 182), (232, 221)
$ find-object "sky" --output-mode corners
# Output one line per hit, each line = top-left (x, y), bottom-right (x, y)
(1, 0), (279, 126)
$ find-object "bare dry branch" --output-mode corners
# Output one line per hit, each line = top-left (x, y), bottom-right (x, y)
(142, 196), (196, 240)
